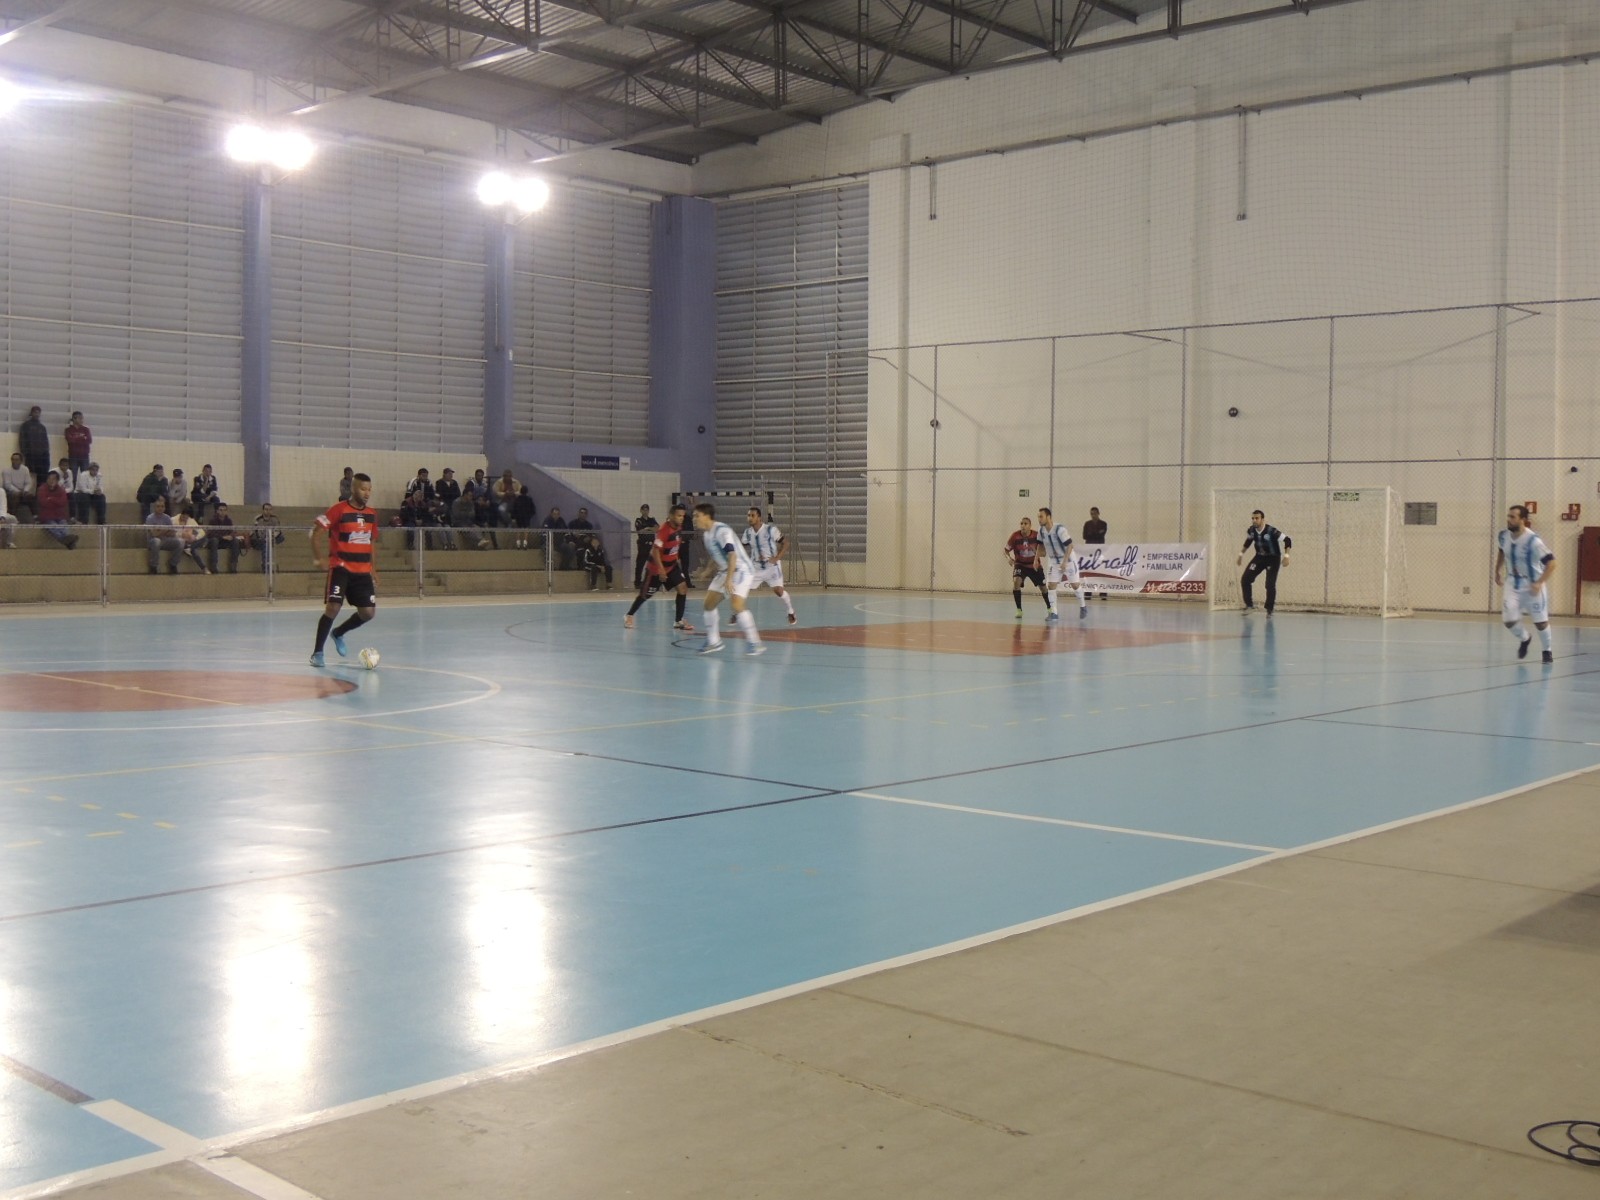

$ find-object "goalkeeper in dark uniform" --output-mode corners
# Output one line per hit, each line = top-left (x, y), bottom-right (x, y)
(1237, 509), (1291, 615)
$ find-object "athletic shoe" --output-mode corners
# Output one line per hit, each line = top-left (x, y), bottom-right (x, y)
(331, 633), (348, 658)
(746, 643), (767, 656)
(698, 641), (724, 655)
(1015, 609), (1023, 619)
(308, 651), (325, 668)
(1517, 636), (1531, 660)
(1542, 650), (1554, 664)
(623, 615), (635, 629)
(1079, 607), (1087, 620)
(787, 612), (798, 625)
(1046, 611), (1059, 622)
(674, 620), (696, 632)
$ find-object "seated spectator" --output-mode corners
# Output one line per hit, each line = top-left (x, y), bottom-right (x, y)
(0, 482), (16, 549)
(582, 535), (613, 591)
(166, 469), (188, 516)
(448, 493), (483, 550)
(207, 502), (248, 573)
(470, 483), (496, 550)
(542, 507), (569, 568)
(173, 503), (211, 573)
(464, 468), (491, 502)
(435, 467), (462, 512)
(135, 463), (167, 521)
(510, 485), (535, 549)
(34, 470), (78, 549)
(191, 465), (221, 520)
(401, 467), (438, 550)
(73, 461), (107, 525)
(56, 457), (76, 493)
(250, 503), (284, 573)
(145, 497), (183, 574)
(63, 410), (91, 472)
(494, 468), (520, 525)
(565, 506), (594, 568)
(338, 466), (355, 503)
(3, 452), (35, 522)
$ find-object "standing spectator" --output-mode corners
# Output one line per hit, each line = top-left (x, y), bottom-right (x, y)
(135, 464), (167, 521)
(581, 534), (613, 591)
(166, 469), (189, 516)
(338, 466), (355, 503)
(251, 502), (284, 573)
(633, 504), (659, 587)
(35, 471), (79, 549)
(510, 485), (535, 549)
(3, 452), (34, 522)
(191, 465), (221, 520)
(145, 497), (183, 574)
(207, 502), (248, 573)
(1083, 505), (1109, 600)
(0, 482), (16, 548)
(173, 504), (211, 573)
(542, 506), (569, 568)
(18, 405), (49, 485)
(73, 461), (107, 526)
(63, 411), (91, 472)
(494, 468), (520, 525)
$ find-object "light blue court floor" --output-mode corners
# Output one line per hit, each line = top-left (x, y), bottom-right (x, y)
(2, 591), (1597, 1192)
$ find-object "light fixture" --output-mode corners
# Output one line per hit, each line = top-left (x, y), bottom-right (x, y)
(224, 122), (316, 172)
(478, 169), (549, 217)
(0, 78), (25, 117)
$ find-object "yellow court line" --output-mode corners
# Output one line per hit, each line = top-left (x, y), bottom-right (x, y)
(29, 672), (247, 708)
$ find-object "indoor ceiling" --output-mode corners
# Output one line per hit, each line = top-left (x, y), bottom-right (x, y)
(0, 0), (1353, 164)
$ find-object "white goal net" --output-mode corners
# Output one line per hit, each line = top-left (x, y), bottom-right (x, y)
(1209, 487), (1412, 617)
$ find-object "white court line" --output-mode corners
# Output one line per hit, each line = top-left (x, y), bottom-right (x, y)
(8, 760), (1600, 1200)
(848, 790), (1282, 852)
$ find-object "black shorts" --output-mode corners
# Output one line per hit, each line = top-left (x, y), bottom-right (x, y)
(326, 567), (377, 608)
(644, 563), (686, 594)
(1013, 565), (1044, 587)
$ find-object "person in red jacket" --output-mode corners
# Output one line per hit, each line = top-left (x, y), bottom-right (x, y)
(63, 411), (92, 472)
(34, 470), (78, 549)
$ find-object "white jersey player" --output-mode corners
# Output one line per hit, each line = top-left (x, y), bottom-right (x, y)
(693, 503), (764, 656)
(743, 507), (797, 625)
(1494, 504), (1556, 664)
(1036, 506), (1086, 621)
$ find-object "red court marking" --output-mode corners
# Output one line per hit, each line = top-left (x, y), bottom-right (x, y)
(763, 620), (1234, 658)
(8, 671), (358, 712)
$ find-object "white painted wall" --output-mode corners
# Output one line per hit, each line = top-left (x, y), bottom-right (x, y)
(545, 467), (682, 522)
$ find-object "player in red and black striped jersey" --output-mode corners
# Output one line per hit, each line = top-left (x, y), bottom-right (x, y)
(623, 503), (694, 631)
(309, 472), (380, 667)
(1006, 517), (1049, 619)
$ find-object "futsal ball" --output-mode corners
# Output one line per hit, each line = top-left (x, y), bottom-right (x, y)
(358, 647), (381, 670)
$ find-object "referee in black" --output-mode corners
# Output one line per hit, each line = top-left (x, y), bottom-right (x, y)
(633, 504), (659, 588)
(1236, 509), (1291, 614)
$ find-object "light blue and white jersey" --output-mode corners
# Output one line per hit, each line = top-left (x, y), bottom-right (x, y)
(703, 521), (753, 573)
(1039, 522), (1073, 562)
(1498, 527), (1553, 584)
(743, 521), (783, 565)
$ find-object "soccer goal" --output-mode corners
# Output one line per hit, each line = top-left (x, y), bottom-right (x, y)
(1209, 486), (1412, 617)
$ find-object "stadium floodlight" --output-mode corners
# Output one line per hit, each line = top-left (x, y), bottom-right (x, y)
(476, 170), (513, 207)
(224, 122), (315, 173)
(510, 176), (550, 214)
(0, 78), (24, 117)
(478, 170), (549, 219)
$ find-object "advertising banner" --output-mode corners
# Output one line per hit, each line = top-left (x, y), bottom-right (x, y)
(1071, 543), (1208, 595)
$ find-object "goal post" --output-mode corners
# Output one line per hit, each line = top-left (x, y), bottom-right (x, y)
(1209, 486), (1412, 617)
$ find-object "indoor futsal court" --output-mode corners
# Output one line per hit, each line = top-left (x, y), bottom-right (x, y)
(4, 590), (1599, 1196)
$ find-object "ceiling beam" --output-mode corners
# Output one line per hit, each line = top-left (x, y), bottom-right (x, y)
(0, 0), (100, 50)
(912, 0), (1051, 52)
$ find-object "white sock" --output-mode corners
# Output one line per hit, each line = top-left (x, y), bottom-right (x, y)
(705, 607), (722, 644)
(780, 592), (795, 615)
(1539, 625), (1553, 652)
(1075, 587), (1086, 608)
(736, 608), (760, 644)
(1509, 622), (1528, 642)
